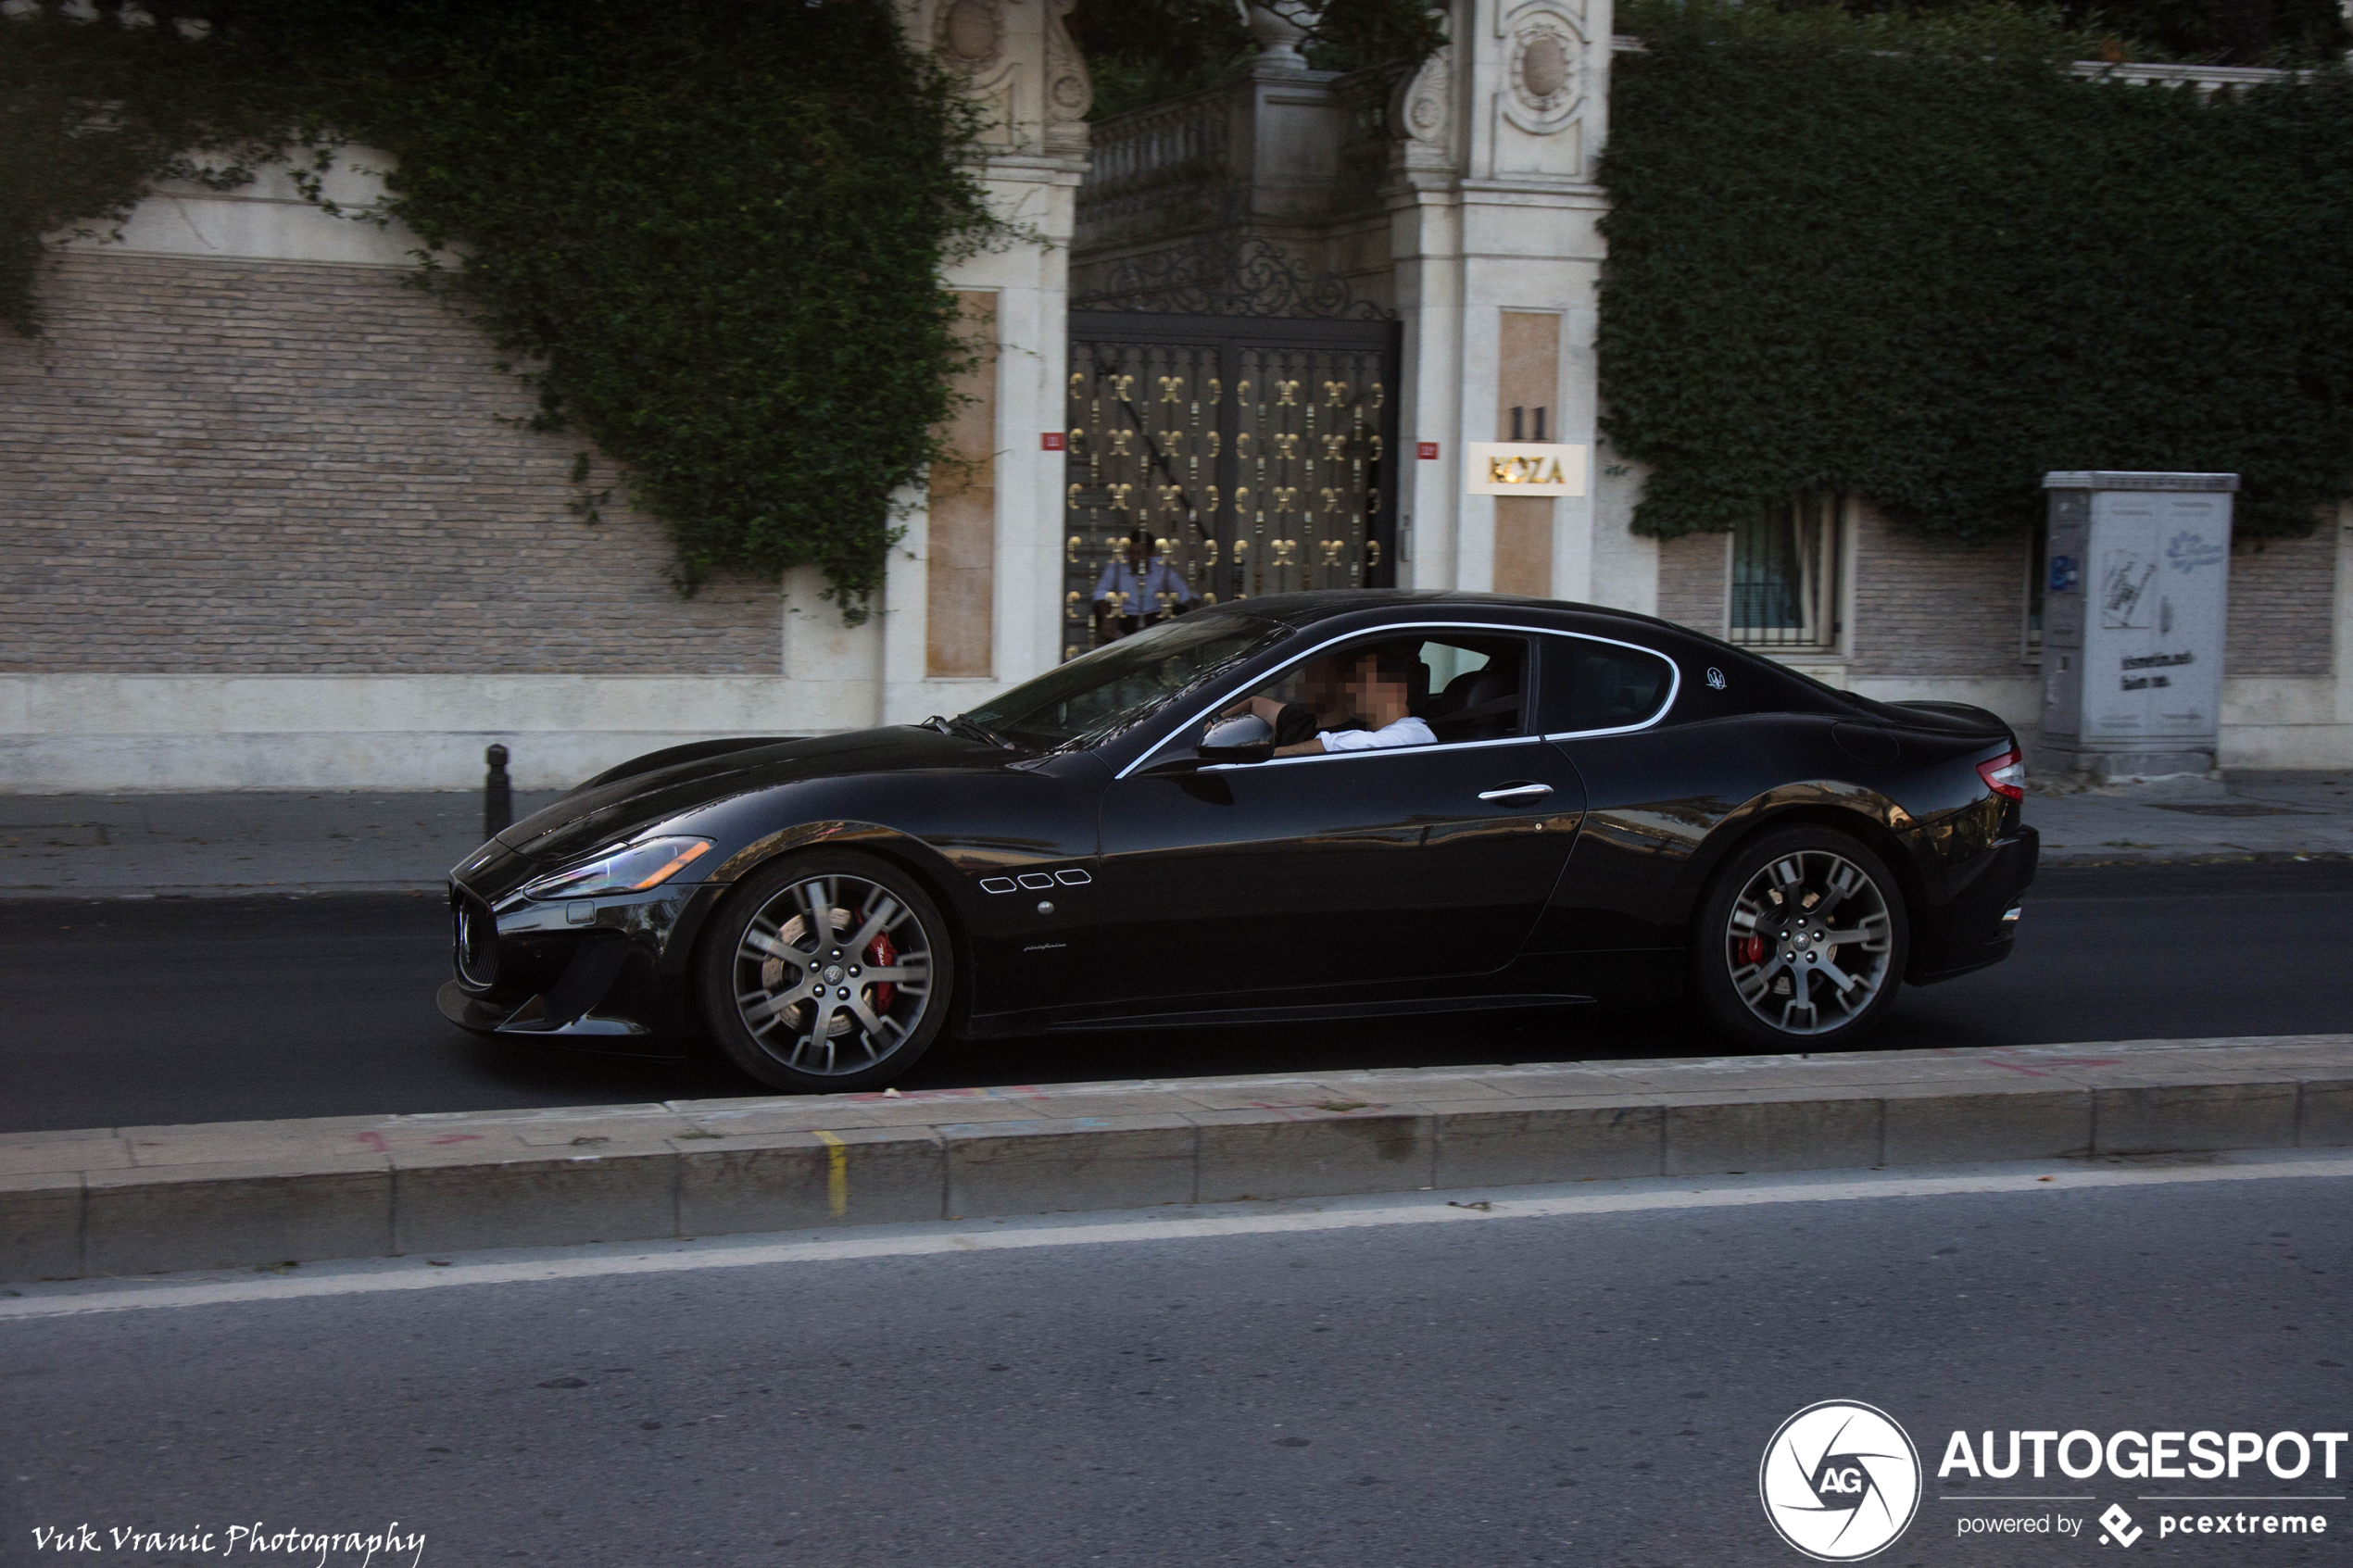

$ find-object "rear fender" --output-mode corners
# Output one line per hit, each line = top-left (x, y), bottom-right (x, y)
(1678, 784), (1929, 937)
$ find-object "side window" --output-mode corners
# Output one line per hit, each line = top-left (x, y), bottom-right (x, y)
(1219, 633), (1530, 753)
(1540, 637), (1676, 734)
(1414, 635), (1528, 743)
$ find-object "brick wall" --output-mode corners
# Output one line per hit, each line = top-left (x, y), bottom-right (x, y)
(1843, 505), (2335, 680)
(0, 252), (778, 674)
(1847, 510), (2031, 679)
(2225, 528), (2336, 676)
(1655, 529), (1727, 637)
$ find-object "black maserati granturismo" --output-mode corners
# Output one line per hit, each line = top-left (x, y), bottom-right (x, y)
(442, 591), (2037, 1091)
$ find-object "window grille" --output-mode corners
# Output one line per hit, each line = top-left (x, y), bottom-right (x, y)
(1730, 495), (1843, 652)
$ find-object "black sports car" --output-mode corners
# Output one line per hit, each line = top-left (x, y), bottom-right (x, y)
(441, 591), (2037, 1091)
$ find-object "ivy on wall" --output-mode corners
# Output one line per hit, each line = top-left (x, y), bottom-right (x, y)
(1817, 0), (2349, 67)
(1599, 1), (2353, 546)
(2, 0), (998, 619)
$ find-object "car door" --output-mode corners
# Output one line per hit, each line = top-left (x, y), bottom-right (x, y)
(1518, 631), (1711, 969)
(1087, 629), (1585, 1013)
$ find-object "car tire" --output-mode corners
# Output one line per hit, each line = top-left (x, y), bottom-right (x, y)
(696, 849), (954, 1093)
(1691, 824), (1908, 1052)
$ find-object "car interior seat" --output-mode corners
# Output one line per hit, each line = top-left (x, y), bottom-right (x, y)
(1424, 650), (1522, 742)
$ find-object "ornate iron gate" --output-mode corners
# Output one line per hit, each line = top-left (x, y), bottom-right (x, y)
(1062, 312), (1401, 661)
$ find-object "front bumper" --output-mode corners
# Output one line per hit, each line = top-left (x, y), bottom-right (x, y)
(1909, 825), (2039, 985)
(442, 874), (728, 1044)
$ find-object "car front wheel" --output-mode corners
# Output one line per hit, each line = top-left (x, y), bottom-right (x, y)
(1692, 826), (1907, 1051)
(697, 850), (953, 1093)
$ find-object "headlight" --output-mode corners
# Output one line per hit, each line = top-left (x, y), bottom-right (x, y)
(522, 836), (714, 900)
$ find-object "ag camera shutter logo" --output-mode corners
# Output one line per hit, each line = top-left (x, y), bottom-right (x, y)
(1760, 1400), (1922, 1561)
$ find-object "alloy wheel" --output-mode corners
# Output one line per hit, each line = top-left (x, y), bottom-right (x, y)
(1723, 849), (1894, 1036)
(731, 872), (935, 1076)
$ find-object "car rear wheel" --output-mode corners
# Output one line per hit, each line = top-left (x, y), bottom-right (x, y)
(697, 850), (953, 1093)
(1692, 826), (1907, 1051)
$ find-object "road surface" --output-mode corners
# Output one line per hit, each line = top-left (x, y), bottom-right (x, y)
(4, 1157), (2346, 1565)
(2, 860), (2347, 1134)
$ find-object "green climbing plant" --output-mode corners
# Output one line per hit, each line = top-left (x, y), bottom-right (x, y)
(1600, 0), (2353, 546)
(1, 0), (1000, 619)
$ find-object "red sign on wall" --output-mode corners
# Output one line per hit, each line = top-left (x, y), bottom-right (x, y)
(1041, 432), (1067, 451)
(1416, 441), (1441, 460)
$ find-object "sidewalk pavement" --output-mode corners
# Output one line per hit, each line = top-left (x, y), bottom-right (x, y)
(2026, 769), (2353, 864)
(0, 790), (566, 897)
(0, 769), (2347, 898)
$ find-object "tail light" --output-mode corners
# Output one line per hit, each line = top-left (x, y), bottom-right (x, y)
(1976, 746), (2025, 801)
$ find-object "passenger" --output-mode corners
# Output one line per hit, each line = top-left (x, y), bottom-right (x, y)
(1225, 644), (1435, 757)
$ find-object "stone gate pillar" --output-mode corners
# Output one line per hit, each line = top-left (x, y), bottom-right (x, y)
(805, 0), (1090, 726)
(1388, 0), (1613, 602)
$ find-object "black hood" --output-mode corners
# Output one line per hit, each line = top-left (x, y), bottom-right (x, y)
(494, 724), (1011, 866)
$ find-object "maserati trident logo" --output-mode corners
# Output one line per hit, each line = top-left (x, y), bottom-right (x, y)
(1705, 666), (1728, 691)
(1759, 1400), (1922, 1562)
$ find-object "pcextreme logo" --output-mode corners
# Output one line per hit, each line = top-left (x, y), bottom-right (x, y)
(1760, 1400), (1924, 1562)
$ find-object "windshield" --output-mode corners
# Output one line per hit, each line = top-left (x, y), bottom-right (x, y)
(965, 614), (1287, 750)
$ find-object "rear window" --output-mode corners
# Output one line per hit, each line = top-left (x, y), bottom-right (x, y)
(1540, 638), (1677, 734)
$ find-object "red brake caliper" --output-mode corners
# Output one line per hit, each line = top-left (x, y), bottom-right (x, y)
(867, 934), (897, 1011)
(1736, 934), (1766, 968)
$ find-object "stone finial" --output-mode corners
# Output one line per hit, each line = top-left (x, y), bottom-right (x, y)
(1239, 0), (1318, 70)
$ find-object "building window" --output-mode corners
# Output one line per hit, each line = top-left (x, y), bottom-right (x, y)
(1730, 495), (1843, 652)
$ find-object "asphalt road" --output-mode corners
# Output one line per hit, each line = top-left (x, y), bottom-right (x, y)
(4, 1161), (2346, 1566)
(2, 860), (2349, 1135)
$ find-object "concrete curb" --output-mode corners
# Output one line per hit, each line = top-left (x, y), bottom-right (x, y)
(4, 1035), (2348, 1283)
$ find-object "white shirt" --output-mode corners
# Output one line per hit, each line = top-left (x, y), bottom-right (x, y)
(1319, 716), (1436, 753)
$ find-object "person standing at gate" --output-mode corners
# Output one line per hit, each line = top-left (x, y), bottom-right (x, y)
(1092, 529), (1198, 644)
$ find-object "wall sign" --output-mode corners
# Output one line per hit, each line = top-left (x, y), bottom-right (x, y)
(1466, 441), (1588, 496)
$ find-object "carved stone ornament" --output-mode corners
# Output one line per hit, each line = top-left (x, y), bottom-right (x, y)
(1071, 236), (1389, 320)
(1390, 42), (1454, 173)
(1503, 7), (1585, 134)
(1042, 0), (1093, 148)
(936, 0), (1003, 72)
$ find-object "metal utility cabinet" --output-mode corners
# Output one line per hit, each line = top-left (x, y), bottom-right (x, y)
(2036, 470), (2236, 781)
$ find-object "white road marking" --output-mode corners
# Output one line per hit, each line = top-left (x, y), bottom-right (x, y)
(6, 1152), (2350, 1323)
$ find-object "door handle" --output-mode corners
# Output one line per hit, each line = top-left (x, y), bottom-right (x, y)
(1477, 782), (1554, 805)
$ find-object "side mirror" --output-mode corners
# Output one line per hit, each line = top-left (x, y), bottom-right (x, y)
(1197, 712), (1275, 764)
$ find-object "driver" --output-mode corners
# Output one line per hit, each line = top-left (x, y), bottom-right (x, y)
(1226, 643), (1434, 758)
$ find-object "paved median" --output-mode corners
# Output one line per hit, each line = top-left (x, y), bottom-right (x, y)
(4, 1033), (2349, 1283)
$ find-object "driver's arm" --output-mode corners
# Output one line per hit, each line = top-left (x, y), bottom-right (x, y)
(1221, 694), (1290, 727)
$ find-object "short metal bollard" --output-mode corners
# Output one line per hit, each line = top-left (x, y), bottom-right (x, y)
(484, 744), (513, 840)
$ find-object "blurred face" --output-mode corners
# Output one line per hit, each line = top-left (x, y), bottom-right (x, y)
(1342, 653), (1407, 716)
(1126, 534), (1150, 569)
(1299, 654), (1352, 717)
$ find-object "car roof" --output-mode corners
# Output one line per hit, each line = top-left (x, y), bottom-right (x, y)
(1211, 590), (1864, 715)
(1220, 588), (1681, 639)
